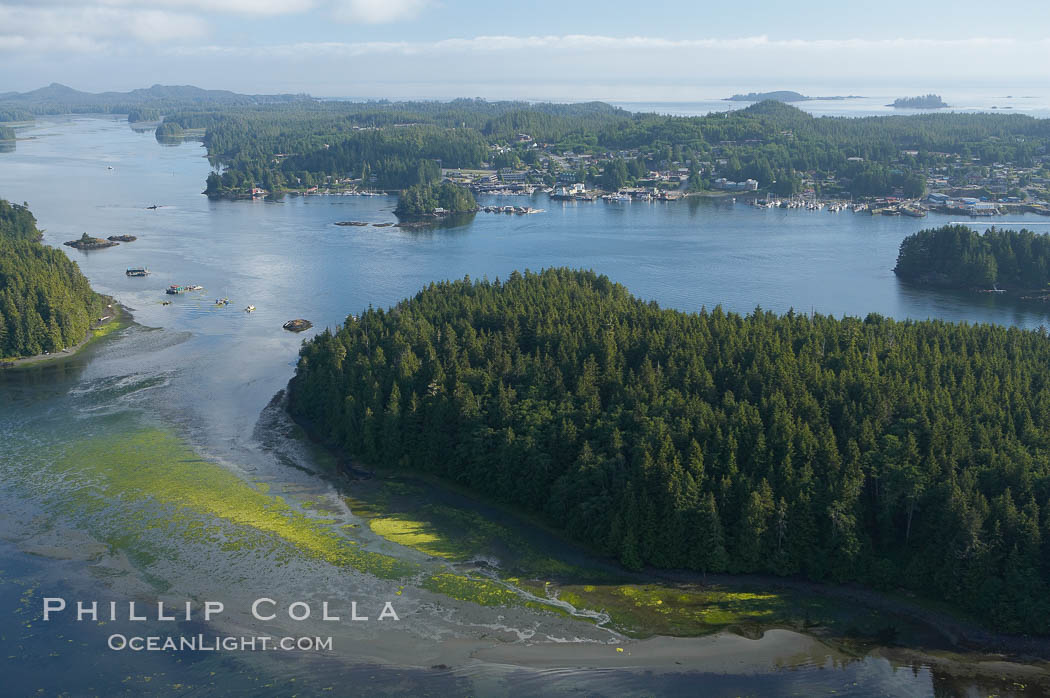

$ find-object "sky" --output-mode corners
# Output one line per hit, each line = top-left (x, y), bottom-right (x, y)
(1, 0), (1049, 100)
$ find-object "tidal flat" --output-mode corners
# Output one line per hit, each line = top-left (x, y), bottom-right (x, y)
(4, 115), (1050, 695)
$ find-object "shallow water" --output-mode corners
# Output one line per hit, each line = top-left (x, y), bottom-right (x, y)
(1, 116), (1048, 696)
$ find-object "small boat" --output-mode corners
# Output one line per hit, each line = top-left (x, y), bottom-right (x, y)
(161, 301), (172, 306)
(245, 305), (255, 313)
(146, 204), (159, 210)
(215, 297), (230, 306)
(125, 267), (149, 277)
(106, 166), (113, 170)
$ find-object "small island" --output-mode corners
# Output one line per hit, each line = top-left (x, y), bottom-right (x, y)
(888, 94), (949, 109)
(393, 181), (478, 220)
(724, 91), (859, 102)
(894, 225), (1050, 296)
(107, 234), (137, 242)
(154, 121), (185, 139)
(64, 232), (118, 250)
(283, 318), (312, 332)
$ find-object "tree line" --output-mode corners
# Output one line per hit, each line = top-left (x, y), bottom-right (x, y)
(0, 199), (105, 358)
(289, 269), (1050, 634)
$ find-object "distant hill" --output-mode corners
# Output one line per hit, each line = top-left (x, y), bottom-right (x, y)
(725, 91), (860, 102)
(1, 82), (305, 106)
(0, 83), (310, 122)
(889, 94), (949, 109)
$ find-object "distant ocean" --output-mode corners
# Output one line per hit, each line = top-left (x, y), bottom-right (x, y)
(609, 88), (1050, 119)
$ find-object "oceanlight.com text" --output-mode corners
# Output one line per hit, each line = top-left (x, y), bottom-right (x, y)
(107, 634), (334, 652)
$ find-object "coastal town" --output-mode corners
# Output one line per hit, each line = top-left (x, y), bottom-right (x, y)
(240, 126), (1050, 221)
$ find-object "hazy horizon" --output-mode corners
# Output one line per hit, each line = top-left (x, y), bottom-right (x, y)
(1, 0), (1049, 101)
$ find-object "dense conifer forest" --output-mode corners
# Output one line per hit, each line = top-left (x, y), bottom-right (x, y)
(0, 200), (105, 358)
(289, 269), (1050, 634)
(895, 225), (1050, 289)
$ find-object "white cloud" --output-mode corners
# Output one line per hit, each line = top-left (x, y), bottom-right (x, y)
(0, 0), (311, 16)
(330, 0), (430, 24)
(0, 5), (208, 51)
(175, 33), (1041, 59)
(109, 0), (313, 15)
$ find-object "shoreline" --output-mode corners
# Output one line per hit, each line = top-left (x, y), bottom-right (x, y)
(282, 389), (1050, 677)
(1, 300), (130, 369)
(894, 276), (1050, 303)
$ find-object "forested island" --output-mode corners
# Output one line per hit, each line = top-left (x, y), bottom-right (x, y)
(154, 122), (186, 141)
(289, 269), (1050, 635)
(724, 91), (857, 102)
(889, 94), (949, 109)
(393, 181), (478, 219)
(0, 200), (106, 359)
(726, 91), (812, 102)
(895, 225), (1050, 292)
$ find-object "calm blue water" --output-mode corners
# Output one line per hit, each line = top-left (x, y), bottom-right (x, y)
(612, 87), (1050, 118)
(1, 116), (1047, 696)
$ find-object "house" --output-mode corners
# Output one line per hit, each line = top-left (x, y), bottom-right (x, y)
(713, 178), (759, 192)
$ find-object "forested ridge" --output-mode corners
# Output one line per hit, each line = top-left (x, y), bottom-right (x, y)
(289, 269), (1050, 634)
(0, 199), (105, 358)
(0, 83), (303, 123)
(895, 225), (1050, 289)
